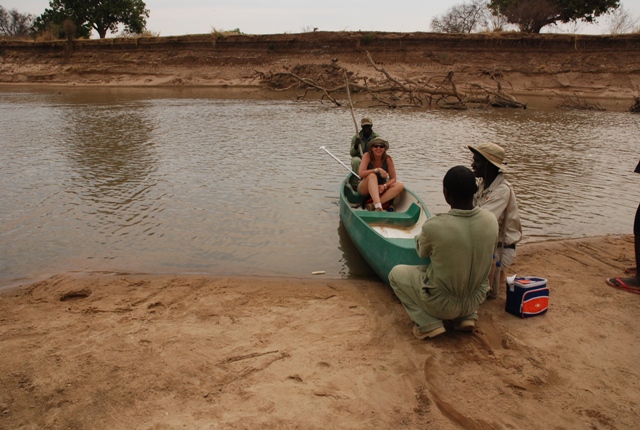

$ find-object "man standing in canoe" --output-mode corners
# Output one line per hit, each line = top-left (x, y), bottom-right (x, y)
(469, 143), (522, 298)
(389, 166), (498, 339)
(349, 117), (379, 186)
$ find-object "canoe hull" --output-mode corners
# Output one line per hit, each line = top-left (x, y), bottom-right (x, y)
(339, 176), (430, 285)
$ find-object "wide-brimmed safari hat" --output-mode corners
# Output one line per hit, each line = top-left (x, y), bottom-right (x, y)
(361, 117), (373, 126)
(468, 142), (508, 172)
(369, 137), (389, 150)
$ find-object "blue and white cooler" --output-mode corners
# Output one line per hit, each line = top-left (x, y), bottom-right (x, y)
(505, 276), (549, 318)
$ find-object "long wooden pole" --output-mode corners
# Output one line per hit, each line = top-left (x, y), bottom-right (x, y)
(344, 71), (363, 157)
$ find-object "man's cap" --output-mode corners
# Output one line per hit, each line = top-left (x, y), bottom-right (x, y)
(369, 137), (389, 150)
(468, 142), (509, 172)
(361, 117), (373, 126)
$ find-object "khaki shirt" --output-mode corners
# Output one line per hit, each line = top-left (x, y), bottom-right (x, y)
(474, 174), (522, 246)
(415, 207), (498, 300)
(349, 130), (379, 158)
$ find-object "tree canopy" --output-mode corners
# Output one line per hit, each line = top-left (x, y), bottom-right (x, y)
(488, 0), (620, 33)
(430, 0), (489, 33)
(33, 0), (149, 39)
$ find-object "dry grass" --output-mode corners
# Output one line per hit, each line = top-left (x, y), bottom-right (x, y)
(0, 35), (35, 42)
(33, 29), (60, 42)
(210, 27), (244, 37)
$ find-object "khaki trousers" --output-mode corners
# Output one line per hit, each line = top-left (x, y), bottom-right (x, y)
(389, 265), (482, 332)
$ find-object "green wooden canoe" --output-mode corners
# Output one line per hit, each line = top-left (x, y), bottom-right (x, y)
(339, 175), (431, 285)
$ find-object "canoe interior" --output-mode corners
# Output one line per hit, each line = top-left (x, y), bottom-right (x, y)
(342, 177), (429, 238)
(340, 175), (431, 284)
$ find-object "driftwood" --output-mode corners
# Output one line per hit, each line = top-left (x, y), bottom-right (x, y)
(557, 95), (605, 111)
(261, 71), (342, 106)
(253, 51), (526, 110)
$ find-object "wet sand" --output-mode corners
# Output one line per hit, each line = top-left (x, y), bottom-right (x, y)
(1, 235), (638, 429)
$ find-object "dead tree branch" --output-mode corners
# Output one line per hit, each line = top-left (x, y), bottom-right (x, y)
(254, 52), (526, 110)
(557, 95), (605, 111)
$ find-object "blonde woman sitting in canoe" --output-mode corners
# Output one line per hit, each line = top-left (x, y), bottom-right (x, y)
(357, 137), (404, 211)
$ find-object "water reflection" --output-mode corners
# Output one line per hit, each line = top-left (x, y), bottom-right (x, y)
(62, 105), (159, 239)
(337, 221), (376, 280)
(47, 100), (169, 277)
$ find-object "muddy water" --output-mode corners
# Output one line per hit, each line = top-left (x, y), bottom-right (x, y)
(1, 87), (638, 287)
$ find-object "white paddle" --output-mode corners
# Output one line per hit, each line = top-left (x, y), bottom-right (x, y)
(320, 146), (361, 179)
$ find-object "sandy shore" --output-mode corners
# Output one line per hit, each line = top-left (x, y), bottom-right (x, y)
(0, 235), (638, 429)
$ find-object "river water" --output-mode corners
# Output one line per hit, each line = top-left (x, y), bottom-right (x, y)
(1, 86), (638, 288)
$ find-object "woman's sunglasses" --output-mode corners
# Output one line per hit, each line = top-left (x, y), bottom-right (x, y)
(372, 144), (385, 149)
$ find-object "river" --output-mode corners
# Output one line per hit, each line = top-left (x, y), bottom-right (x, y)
(0, 86), (638, 288)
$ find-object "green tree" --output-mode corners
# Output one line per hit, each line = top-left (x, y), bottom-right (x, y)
(33, 0), (149, 39)
(488, 0), (620, 33)
(32, 6), (90, 39)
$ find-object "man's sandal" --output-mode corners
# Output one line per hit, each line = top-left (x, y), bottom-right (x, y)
(605, 277), (640, 294)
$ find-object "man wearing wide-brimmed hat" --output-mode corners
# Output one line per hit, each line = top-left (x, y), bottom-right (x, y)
(349, 117), (379, 187)
(469, 142), (522, 298)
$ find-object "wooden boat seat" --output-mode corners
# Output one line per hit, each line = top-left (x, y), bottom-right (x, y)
(356, 202), (421, 227)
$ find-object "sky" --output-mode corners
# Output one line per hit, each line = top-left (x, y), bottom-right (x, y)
(4, 0), (640, 37)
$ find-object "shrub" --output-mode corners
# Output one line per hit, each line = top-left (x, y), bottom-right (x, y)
(361, 33), (376, 44)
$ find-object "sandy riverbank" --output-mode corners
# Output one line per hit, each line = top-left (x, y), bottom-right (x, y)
(2, 32), (640, 110)
(0, 234), (638, 429)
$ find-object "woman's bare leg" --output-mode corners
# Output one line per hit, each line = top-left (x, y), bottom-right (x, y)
(379, 181), (404, 204)
(357, 175), (381, 204)
(367, 175), (382, 204)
